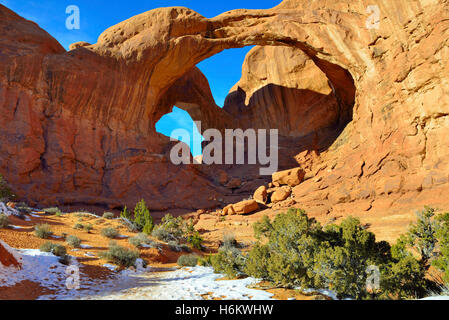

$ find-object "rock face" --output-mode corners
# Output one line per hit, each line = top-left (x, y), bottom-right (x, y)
(0, 1), (448, 221)
(0, 240), (21, 268)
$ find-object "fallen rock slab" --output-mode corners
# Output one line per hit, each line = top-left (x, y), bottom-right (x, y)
(222, 200), (259, 215)
(271, 187), (292, 203)
(272, 168), (305, 187)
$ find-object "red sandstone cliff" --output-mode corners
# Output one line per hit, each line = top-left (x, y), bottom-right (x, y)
(0, 1), (448, 218)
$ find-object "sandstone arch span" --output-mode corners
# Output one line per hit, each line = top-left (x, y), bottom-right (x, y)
(0, 0), (448, 222)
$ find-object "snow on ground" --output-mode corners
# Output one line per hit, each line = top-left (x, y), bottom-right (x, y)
(2, 246), (443, 301)
(0, 202), (21, 217)
(0, 248), (72, 289)
(421, 296), (449, 300)
(9, 225), (25, 229)
(75, 267), (274, 300)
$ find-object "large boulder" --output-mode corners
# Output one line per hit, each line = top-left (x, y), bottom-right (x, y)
(272, 168), (306, 187)
(253, 186), (268, 204)
(271, 186), (292, 203)
(222, 200), (259, 215)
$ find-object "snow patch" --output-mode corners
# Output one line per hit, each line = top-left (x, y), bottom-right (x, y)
(0, 202), (21, 218)
(78, 266), (274, 300)
(9, 225), (24, 229)
(421, 296), (449, 300)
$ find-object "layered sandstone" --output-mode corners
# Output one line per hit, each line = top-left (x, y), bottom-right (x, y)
(0, 1), (448, 221)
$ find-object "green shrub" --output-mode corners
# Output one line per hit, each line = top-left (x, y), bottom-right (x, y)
(99, 241), (140, 268)
(246, 209), (323, 289)
(134, 199), (153, 232)
(211, 247), (246, 278)
(66, 235), (81, 248)
(152, 228), (177, 242)
(433, 212), (449, 283)
(101, 227), (119, 239)
(43, 207), (62, 215)
(120, 205), (131, 220)
(406, 207), (438, 267)
(40, 241), (67, 257)
(151, 214), (190, 242)
(73, 223), (84, 230)
(240, 208), (434, 299)
(177, 254), (199, 267)
(168, 241), (181, 252)
(34, 224), (53, 239)
(0, 174), (14, 201)
(16, 203), (32, 214)
(129, 233), (155, 248)
(198, 255), (213, 267)
(244, 243), (271, 280)
(187, 231), (204, 250)
(381, 254), (427, 299)
(84, 223), (93, 233)
(0, 214), (10, 228)
(103, 212), (115, 219)
(143, 219), (154, 235)
(120, 200), (154, 234)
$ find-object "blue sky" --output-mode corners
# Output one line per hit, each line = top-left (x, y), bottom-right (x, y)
(0, 0), (281, 155)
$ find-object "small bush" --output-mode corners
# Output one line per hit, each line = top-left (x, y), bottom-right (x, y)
(16, 203), (32, 214)
(85, 223), (93, 233)
(66, 235), (81, 248)
(73, 223), (84, 230)
(221, 233), (238, 249)
(40, 241), (67, 257)
(129, 233), (155, 248)
(434, 212), (449, 283)
(120, 205), (132, 220)
(177, 254), (199, 267)
(211, 247), (246, 278)
(99, 241), (139, 268)
(43, 207), (62, 215)
(101, 227), (119, 239)
(152, 228), (177, 242)
(34, 224), (53, 239)
(121, 217), (139, 232)
(198, 255), (213, 267)
(168, 241), (183, 252)
(103, 212), (115, 219)
(151, 214), (192, 242)
(181, 244), (192, 253)
(143, 219), (154, 235)
(0, 174), (14, 202)
(134, 199), (153, 233)
(187, 231), (204, 250)
(0, 214), (10, 228)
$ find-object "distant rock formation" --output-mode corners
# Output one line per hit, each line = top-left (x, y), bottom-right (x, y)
(0, 1), (448, 219)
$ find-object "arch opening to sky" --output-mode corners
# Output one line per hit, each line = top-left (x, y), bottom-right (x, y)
(155, 46), (254, 157)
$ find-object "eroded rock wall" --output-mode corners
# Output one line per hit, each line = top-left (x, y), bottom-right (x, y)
(0, 0), (448, 219)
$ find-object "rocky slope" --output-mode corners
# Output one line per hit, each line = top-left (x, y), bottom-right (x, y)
(0, 1), (448, 221)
